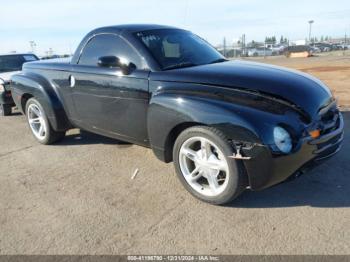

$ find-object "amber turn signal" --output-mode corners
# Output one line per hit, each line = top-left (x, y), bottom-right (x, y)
(309, 129), (321, 139)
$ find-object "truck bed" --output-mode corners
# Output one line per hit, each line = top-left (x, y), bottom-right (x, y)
(23, 58), (72, 71)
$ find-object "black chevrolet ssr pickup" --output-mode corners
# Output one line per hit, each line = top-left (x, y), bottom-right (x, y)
(11, 24), (344, 205)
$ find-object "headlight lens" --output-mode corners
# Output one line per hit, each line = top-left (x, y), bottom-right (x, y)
(0, 79), (5, 92)
(273, 126), (292, 153)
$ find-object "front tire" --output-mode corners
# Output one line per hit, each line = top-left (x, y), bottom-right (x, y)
(173, 126), (247, 205)
(0, 104), (12, 116)
(25, 98), (65, 144)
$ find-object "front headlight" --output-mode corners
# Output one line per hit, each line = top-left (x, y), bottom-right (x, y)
(0, 79), (5, 92)
(273, 126), (292, 153)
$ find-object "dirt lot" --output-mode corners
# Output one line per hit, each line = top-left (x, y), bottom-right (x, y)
(0, 55), (349, 255)
(243, 52), (350, 110)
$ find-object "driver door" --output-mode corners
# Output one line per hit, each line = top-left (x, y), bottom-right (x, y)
(70, 34), (150, 145)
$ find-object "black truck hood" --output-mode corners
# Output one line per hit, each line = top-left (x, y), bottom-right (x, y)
(150, 60), (333, 119)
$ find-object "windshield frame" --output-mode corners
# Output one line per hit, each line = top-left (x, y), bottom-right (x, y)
(134, 29), (225, 71)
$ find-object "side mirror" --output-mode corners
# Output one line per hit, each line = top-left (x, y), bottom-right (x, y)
(98, 56), (120, 68)
(97, 56), (136, 75)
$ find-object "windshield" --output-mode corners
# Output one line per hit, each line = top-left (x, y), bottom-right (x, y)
(135, 29), (225, 70)
(0, 55), (38, 73)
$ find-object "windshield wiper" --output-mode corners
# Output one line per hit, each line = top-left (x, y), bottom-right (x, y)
(209, 58), (228, 64)
(163, 62), (198, 71)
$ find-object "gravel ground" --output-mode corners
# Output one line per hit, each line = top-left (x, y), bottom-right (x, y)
(0, 112), (349, 255)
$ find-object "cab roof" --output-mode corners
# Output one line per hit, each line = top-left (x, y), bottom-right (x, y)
(71, 24), (185, 68)
(91, 24), (180, 34)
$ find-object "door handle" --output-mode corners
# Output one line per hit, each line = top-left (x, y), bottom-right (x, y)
(69, 75), (76, 88)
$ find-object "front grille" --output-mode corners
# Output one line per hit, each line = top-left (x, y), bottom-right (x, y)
(307, 105), (343, 159)
(316, 132), (342, 150)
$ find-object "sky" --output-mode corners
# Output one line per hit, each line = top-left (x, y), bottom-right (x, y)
(0, 0), (349, 56)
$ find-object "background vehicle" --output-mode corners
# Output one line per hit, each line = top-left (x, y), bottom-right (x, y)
(338, 44), (349, 50)
(41, 55), (62, 60)
(247, 47), (273, 57)
(265, 44), (287, 55)
(310, 46), (321, 54)
(314, 43), (333, 52)
(284, 45), (312, 57)
(10, 25), (343, 205)
(0, 53), (39, 116)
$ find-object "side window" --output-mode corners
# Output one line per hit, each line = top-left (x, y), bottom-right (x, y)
(78, 34), (142, 68)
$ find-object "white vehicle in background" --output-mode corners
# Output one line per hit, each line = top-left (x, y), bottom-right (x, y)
(341, 44), (350, 50)
(310, 46), (321, 53)
(266, 44), (286, 55)
(247, 47), (273, 57)
(272, 45), (287, 54)
(0, 53), (39, 116)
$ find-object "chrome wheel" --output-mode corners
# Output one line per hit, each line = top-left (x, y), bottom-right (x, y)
(27, 103), (47, 140)
(179, 136), (229, 197)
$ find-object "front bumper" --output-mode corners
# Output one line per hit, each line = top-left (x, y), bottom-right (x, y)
(244, 113), (344, 190)
(0, 82), (15, 105)
(0, 90), (15, 105)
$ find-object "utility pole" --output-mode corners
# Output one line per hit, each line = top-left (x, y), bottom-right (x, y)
(29, 41), (36, 54)
(184, 0), (190, 27)
(345, 33), (347, 45)
(223, 37), (227, 57)
(242, 34), (245, 57)
(308, 20), (314, 44)
(343, 32), (348, 56)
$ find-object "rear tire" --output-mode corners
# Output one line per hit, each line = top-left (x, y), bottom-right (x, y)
(0, 104), (12, 116)
(173, 126), (247, 205)
(25, 98), (65, 144)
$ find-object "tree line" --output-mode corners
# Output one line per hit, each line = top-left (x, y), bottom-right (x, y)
(263, 35), (333, 44)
